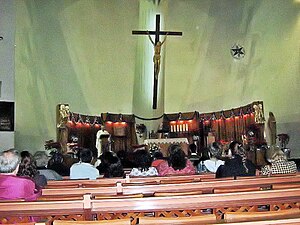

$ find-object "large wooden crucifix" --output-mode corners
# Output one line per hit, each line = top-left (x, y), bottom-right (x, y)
(132, 14), (182, 109)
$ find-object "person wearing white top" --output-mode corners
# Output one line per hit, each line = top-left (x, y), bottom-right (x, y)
(203, 142), (224, 173)
(70, 148), (99, 180)
(95, 125), (111, 157)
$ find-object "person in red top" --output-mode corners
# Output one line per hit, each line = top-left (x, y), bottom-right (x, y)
(151, 151), (165, 169)
(0, 149), (40, 201)
(157, 144), (196, 176)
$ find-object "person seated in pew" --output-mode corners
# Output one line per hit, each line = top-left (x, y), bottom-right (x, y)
(260, 145), (297, 176)
(17, 150), (47, 189)
(97, 151), (124, 178)
(151, 150), (166, 169)
(48, 151), (72, 176)
(129, 148), (158, 177)
(33, 151), (63, 180)
(221, 141), (240, 160)
(216, 143), (256, 178)
(201, 142), (225, 173)
(0, 149), (40, 200)
(70, 148), (100, 180)
(157, 144), (196, 176)
(188, 143), (201, 167)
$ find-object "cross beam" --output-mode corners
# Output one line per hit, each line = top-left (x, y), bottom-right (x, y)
(132, 14), (182, 109)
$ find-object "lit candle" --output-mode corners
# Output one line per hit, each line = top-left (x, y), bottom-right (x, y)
(186, 124), (189, 132)
(183, 123), (186, 132)
(171, 125), (174, 132)
(179, 124), (182, 132)
(177, 124), (179, 132)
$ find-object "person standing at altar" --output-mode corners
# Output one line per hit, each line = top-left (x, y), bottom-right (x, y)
(95, 125), (111, 157)
(157, 144), (196, 176)
(0, 149), (40, 200)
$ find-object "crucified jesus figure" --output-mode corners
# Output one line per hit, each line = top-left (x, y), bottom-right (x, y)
(147, 31), (168, 79)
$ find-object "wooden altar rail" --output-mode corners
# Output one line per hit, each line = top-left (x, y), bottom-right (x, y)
(4, 188), (300, 224)
(42, 173), (300, 197)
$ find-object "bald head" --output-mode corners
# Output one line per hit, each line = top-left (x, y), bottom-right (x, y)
(0, 149), (21, 174)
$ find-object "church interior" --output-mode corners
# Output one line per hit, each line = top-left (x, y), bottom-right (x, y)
(1, 0), (300, 223)
(0, 0), (299, 156)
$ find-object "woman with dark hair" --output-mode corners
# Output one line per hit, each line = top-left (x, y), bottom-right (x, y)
(157, 144), (196, 176)
(221, 141), (240, 159)
(216, 144), (256, 178)
(97, 151), (124, 178)
(17, 151), (47, 189)
(47, 151), (71, 176)
(129, 149), (158, 176)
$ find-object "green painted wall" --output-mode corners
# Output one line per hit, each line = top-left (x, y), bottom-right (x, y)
(163, 0), (300, 155)
(14, 0), (300, 156)
(15, 0), (139, 151)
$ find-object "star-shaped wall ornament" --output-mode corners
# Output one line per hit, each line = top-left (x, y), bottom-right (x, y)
(230, 44), (245, 59)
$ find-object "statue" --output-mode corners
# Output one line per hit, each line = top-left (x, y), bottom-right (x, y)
(266, 112), (277, 145)
(147, 32), (168, 79)
(253, 104), (265, 124)
(56, 104), (70, 154)
(57, 104), (70, 128)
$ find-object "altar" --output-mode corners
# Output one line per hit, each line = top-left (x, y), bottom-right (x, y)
(144, 138), (189, 157)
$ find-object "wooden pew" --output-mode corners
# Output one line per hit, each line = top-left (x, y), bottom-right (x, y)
(138, 214), (216, 224)
(45, 173), (216, 188)
(2, 188), (300, 224)
(223, 208), (300, 223)
(91, 188), (300, 223)
(212, 218), (300, 224)
(42, 174), (300, 197)
(0, 223), (46, 225)
(53, 219), (131, 225)
(0, 195), (90, 224)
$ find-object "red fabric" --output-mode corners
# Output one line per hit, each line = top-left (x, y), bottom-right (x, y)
(151, 159), (165, 168)
(157, 160), (196, 176)
(0, 174), (40, 201)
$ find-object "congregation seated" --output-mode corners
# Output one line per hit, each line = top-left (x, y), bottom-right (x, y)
(33, 151), (63, 180)
(17, 150), (47, 188)
(157, 144), (196, 176)
(97, 151), (124, 178)
(260, 145), (297, 176)
(216, 142), (256, 178)
(202, 142), (224, 173)
(0, 149), (40, 200)
(48, 151), (71, 176)
(70, 148), (100, 180)
(129, 148), (158, 177)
